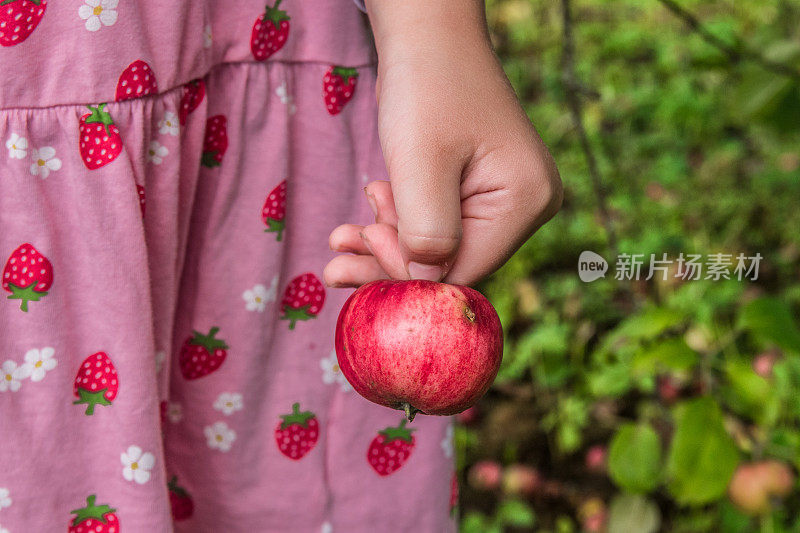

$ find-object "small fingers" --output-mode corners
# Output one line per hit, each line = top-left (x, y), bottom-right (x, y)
(328, 224), (371, 255)
(364, 180), (398, 227)
(361, 222), (409, 280)
(323, 254), (390, 288)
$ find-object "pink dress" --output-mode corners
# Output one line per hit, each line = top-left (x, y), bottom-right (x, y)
(0, 1), (456, 531)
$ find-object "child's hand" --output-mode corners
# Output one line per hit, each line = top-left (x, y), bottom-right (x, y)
(324, 0), (562, 287)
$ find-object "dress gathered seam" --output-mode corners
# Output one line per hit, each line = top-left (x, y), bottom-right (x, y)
(0, 58), (377, 113)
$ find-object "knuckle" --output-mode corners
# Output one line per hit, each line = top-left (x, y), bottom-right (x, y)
(401, 232), (461, 259)
(542, 163), (564, 216)
(517, 148), (563, 220)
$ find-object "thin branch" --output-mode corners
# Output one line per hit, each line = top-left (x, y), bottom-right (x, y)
(658, 0), (800, 80)
(559, 0), (618, 256)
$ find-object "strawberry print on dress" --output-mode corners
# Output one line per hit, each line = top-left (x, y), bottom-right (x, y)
(73, 352), (119, 415)
(68, 495), (119, 533)
(0, 0), (46, 47)
(179, 326), (228, 379)
(201, 115), (228, 168)
(274, 402), (319, 460)
(251, 0), (290, 61)
(178, 79), (205, 125)
(3, 243), (53, 312)
(367, 419), (416, 476)
(280, 272), (325, 329)
(262, 179), (287, 241)
(168, 476), (194, 521)
(323, 66), (358, 115)
(79, 104), (123, 169)
(115, 60), (158, 101)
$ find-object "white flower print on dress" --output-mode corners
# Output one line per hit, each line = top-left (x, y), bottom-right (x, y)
(205, 421), (236, 451)
(158, 111), (179, 136)
(146, 141), (168, 164)
(121, 445), (155, 484)
(0, 360), (31, 392)
(242, 276), (278, 312)
(0, 487), (11, 509)
(29, 147), (62, 178)
(320, 350), (351, 392)
(166, 402), (183, 423)
(276, 81), (297, 114)
(78, 0), (118, 32)
(0, 526), (9, 533)
(22, 347), (56, 382)
(213, 392), (243, 415)
(5, 133), (27, 159)
(203, 24), (213, 48)
(321, 522), (332, 533)
(441, 422), (454, 458)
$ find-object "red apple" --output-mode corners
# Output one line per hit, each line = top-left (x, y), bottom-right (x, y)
(657, 375), (682, 404)
(760, 460), (794, 497)
(583, 510), (608, 533)
(579, 497), (607, 533)
(468, 460), (503, 491)
(752, 351), (779, 378)
(585, 444), (608, 474)
(729, 460), (795, 515)
(502, 464), (541, 496)
(335, 280), (503, 419)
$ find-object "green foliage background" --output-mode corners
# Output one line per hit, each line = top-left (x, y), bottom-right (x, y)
(462, 0), (800, 530)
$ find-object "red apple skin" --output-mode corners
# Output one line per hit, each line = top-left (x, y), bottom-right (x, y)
(335, 280), (503, 417)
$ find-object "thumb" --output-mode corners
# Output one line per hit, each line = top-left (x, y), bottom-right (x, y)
(388, 145), (464, 281)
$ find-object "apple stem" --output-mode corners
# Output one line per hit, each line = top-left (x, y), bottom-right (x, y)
(402, 402), (421, 422)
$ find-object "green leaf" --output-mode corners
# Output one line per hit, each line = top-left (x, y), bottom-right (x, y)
(601, 307), (685, 351)
(718, 500), (754, 533)
(608, 423), (662, 493)
(766, 427), (800, 472)
(738, 297), (800, 353)
(666, 398), (740, 505)
(607, 494), (661, 533)
(461, 512), (501, 533)
(632, 337), (699, 376)
(721, 359), (776, 422)
(557, 422), (583, 454)
(738, 75), (793, 119)
(496, 499), (536, 528)
(588, 362), (633, 397)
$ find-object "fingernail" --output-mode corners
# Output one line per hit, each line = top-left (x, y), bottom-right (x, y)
(363, 187), (378, 217)
(359, 232), (375, 255)
(407, 262), (444, 282)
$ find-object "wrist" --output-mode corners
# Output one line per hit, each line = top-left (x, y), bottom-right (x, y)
(365, 0), (492, 63)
